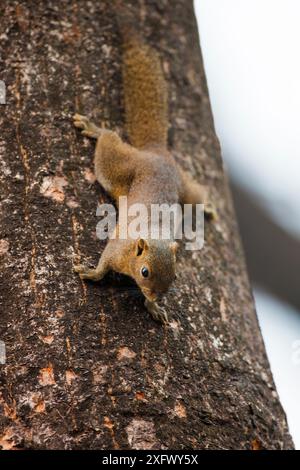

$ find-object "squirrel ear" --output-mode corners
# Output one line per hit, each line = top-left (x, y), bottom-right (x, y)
(136, 238), (148, 256)
(170, 241), (179, 255)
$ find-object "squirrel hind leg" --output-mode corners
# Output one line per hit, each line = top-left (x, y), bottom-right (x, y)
(73, 114), (102, 139)
(179, 170), (217, 220)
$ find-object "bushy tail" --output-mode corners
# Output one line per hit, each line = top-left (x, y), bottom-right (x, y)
(117, 12), (168, 149)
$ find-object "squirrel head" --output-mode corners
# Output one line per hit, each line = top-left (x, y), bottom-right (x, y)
(131, 238), (178, 302)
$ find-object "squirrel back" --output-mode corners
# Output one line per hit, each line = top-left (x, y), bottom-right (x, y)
(119, 21), (168, 150)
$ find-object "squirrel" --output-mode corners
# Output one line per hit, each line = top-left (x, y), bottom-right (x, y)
(73, 24), (214, 324)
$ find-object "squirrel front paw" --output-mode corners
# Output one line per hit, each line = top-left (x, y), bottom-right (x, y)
(145, 299), (168, 324)
(73, 264), (98, 280)
(73, 262), (107, 281)
(73, 264), (86, 274)
(73, 114), (102, 139)
(73, 263), (90, 279)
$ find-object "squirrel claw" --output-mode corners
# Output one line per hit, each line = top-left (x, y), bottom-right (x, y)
(73, 263), (105, 281)
(73, 264), (90, 279)
(73, 114), (102, 139)
(145, 299), (168, 324)
(73, 113), (88, 123)
(73, 114), (86, 125)
(73, 115), (89, 131)
(73, 264), (86, 274)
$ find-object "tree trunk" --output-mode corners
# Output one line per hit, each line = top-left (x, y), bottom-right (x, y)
(0, 0), (293, 450)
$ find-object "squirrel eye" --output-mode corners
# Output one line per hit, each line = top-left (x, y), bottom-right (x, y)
(141, 267), (149, 278)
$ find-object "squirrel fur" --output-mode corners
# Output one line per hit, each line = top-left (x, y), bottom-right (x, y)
(73, 25), (213, 323)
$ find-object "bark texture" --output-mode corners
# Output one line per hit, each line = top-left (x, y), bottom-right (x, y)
(0, 0), (293, 450)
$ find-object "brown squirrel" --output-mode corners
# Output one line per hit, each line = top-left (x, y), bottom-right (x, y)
(73, 30), (213, 323)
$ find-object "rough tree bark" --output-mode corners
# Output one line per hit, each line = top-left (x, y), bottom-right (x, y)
(0, 0), (293, 450)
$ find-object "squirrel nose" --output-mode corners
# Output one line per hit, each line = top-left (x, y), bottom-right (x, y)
(147, 291), (158, 302)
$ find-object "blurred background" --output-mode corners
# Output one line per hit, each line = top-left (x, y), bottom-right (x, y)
(195, 0), (300, 448)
